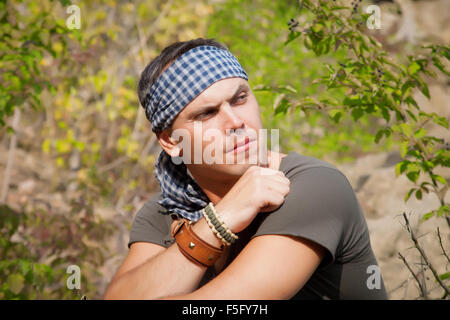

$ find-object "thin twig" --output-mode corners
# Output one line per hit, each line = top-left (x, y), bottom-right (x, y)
(389, 277), (408, 294)
(402, 212), (450, 297)
(420, 255), (428, 300)
(138, 133), (157, 165)
(402, 275), (411, 300)
(398, 252), (426, 299)
(125, 0), (175, 61)
(437, 227), (450, 264)
(98, 156), (129, 174)
(0, 108), (21, 204)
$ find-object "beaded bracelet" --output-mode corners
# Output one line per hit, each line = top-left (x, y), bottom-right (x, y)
(204, 204), (233, 244)
(213, 206), (239, 240)
(202, 207), (232, 244)
(202, 209), (231, 246)
(202, 202), (239, 245)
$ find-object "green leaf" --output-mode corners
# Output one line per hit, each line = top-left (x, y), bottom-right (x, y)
(413, 75), (431, 99)
(7, 273), (25, 295)
(375, 129), (384, 144)
(408, 61), (421, 75)
(431, 174), (447, 185)
(34, 263), (54, 283)
(406, 171), (420, 183)
(328, 109), (342, 124)
(284, 31), (301, 46)
(420, 83), (430, 99)
(415, 189), (422, 200)
(432, 56), (450, 77)
(413, 128), (426, 139)
(395, 160), (410, 177)
(420, 161), (434, 172)
(437, 204), (449, 217)
(59, 0), (72, 7)
(395, 162), (402, 177)
(420, 210), (435, 222)
(18, 260), (32, 277)
(273, 94), (290, 115)
(438, 272), (450, 281)
(405, 109), (417, 122)
(381, 108), (390, 122)
(399, 123), (412, 136)
(351, 107), (364, 122)
(401, 80), (413, 96)
(406, 149), (421, 159)
(399, 141), (409, 158)
(405, 96), (419, 110)
(405, 188), (416, 202)
(433, 114), (449, 129)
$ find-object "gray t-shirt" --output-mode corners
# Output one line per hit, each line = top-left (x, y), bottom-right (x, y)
(128, 151), (388, 300)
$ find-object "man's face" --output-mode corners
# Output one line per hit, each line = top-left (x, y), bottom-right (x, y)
(161, 77), (265, 178)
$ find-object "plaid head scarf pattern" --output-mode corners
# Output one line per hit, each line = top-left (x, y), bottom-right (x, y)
(142, 45), (249, 221)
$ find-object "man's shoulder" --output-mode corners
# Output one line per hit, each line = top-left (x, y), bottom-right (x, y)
(139, 192), (167, 214)
(258, 151), (372, 265)
(128, 192), (174, 248)
(134, 192), (171, 229)
(280, 151), (344, 180)
(143, 191), (164, 206)
(280, 151), (359, 221)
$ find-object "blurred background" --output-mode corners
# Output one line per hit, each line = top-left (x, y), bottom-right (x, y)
(0, 0), (449, 299)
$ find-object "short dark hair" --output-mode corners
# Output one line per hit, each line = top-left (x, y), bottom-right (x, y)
(137, 38), (229, 119)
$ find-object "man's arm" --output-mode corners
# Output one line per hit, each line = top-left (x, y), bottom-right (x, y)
(159, 233), (326, 300)
(159, 167), (359, 299)
(103, 217), (223, 300)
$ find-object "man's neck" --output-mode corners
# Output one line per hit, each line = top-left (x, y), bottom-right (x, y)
(186, 150), (287, 205)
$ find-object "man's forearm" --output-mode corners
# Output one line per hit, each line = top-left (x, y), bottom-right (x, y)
(103, 217), (223, 300)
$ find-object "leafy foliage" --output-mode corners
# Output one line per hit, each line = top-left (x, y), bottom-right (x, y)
(0, 0), (80, 127)
(207, 0), (397, 162)
(277, 0), (449, 219)
(0, 201), (116, 299)
(277, 0), (449, 297)
(0, 0), (448, 299)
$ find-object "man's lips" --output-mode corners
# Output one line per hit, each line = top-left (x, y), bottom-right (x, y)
(227, 136), (255, 153)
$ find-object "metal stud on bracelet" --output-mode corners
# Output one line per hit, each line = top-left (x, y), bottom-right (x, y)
(172, 219), (224, 267)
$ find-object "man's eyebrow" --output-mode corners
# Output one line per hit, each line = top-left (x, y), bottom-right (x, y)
(187, 83), (250, 119)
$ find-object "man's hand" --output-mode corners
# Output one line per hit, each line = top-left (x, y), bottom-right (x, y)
(215, 166), (290, 233)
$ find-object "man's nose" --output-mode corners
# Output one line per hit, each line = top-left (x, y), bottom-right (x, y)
(221, 103), (245, 132)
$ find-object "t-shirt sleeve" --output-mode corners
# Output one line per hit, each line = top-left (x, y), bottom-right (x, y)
(128, 196), (174, 249)
(250, 167), (357, 268)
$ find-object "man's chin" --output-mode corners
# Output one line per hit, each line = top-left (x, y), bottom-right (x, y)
(212, 162), (257, 176)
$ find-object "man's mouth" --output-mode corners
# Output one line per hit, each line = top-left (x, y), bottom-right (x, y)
(227, 136), (255, 154)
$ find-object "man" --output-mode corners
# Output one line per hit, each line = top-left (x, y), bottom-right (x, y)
(103, 38), (388, 300)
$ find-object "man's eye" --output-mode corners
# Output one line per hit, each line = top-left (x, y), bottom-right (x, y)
(195, 93), (248, 120)
(236, 93), (248, 102)
(196, 110), (216, 120)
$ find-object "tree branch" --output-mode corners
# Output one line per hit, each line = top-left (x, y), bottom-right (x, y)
(402, 212), (450, 297)
(0, 108), (21, 204)
(437, 227), (450, 265)
(398, 252), (427, 299)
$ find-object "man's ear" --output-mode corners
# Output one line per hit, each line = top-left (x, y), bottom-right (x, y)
(157, 129), (181, 157)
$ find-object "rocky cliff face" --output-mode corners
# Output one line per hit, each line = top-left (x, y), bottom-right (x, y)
(338, 149), (449, 299)
(349, 0), (450, 299)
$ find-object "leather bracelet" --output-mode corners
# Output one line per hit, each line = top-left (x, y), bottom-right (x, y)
(172, 218), (224, 267)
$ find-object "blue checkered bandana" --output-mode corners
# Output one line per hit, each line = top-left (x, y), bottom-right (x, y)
(142, 45), (249, 221)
